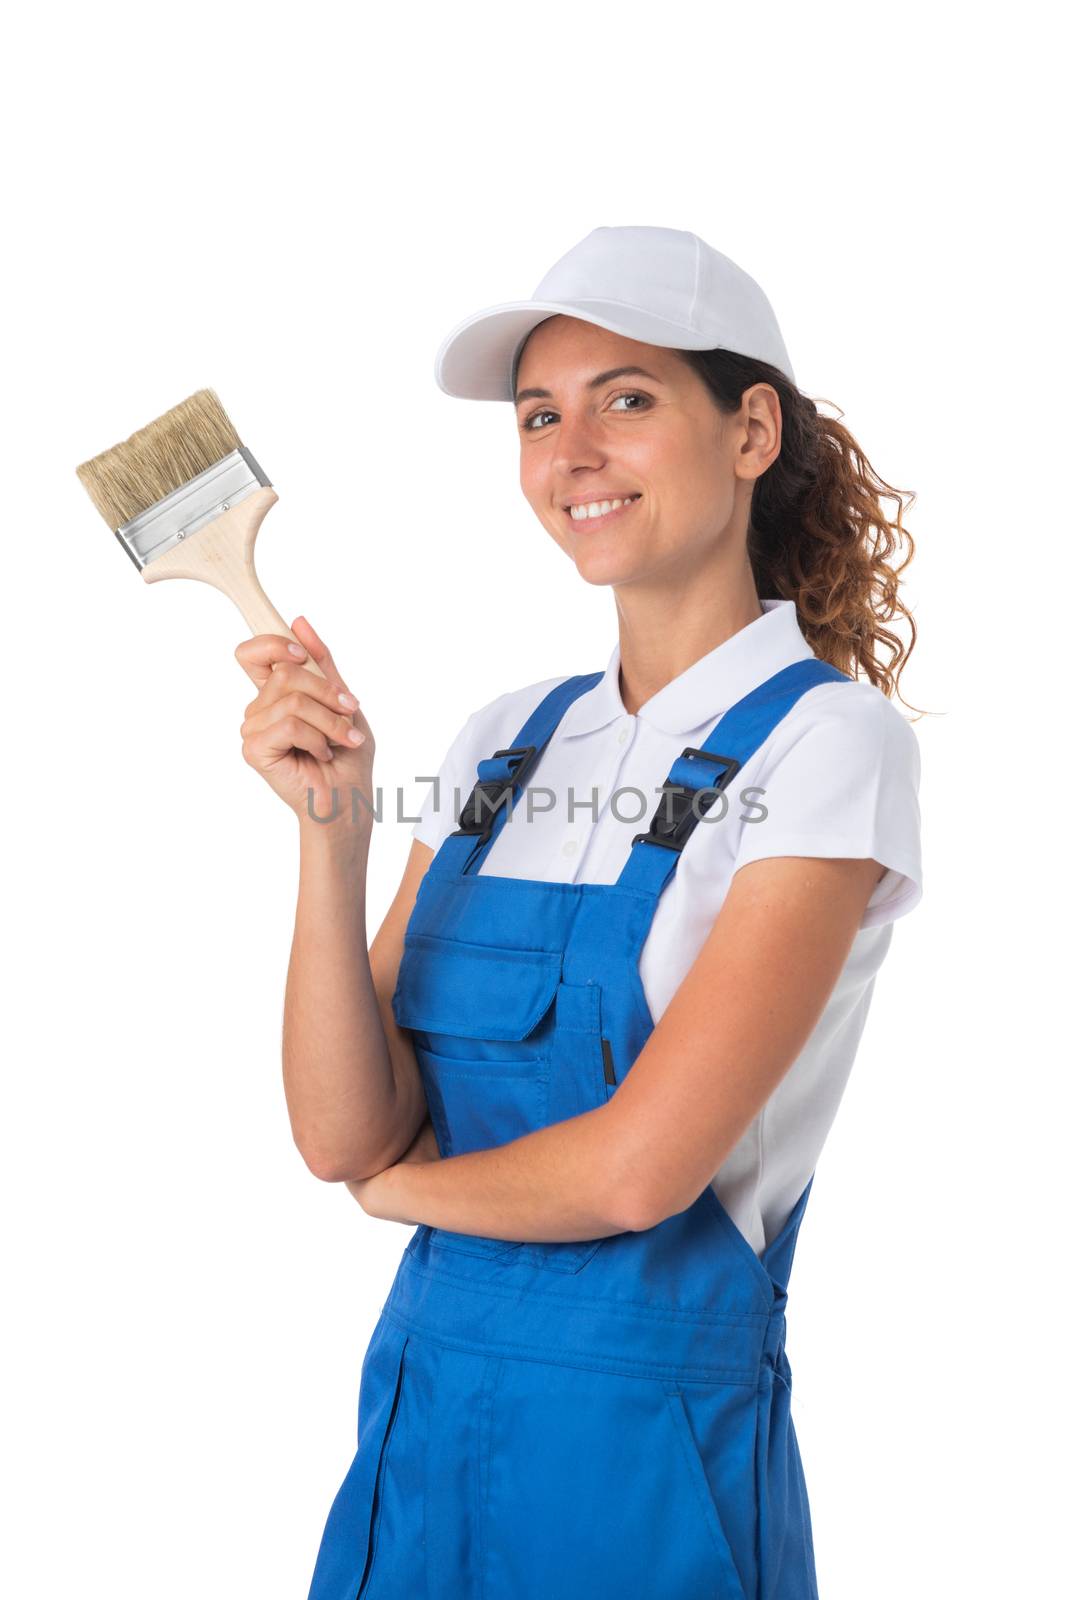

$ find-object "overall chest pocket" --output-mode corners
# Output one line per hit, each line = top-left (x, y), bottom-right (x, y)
(393, 933), (603, 1273)
(392, 932), (562, 1157)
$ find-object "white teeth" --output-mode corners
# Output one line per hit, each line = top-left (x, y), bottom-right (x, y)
(569, 496), (637, 521)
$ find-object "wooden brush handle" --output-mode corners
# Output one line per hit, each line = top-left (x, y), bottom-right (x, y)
(140, 486), (326, 678)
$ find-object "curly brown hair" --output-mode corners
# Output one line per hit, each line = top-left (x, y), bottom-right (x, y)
(677, 349), (924, 717)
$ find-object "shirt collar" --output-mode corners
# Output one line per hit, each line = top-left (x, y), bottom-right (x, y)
(557, 599), (815, 739)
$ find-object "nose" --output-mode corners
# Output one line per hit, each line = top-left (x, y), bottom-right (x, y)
(550, 409), (610, 488)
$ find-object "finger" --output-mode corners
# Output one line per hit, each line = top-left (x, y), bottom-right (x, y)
(241, 690), (365, 755)
(246, 657), (360, 718)
(243, 714), (338, 770)
(234, 632), (314, 690)
(290, 615), (343, 682)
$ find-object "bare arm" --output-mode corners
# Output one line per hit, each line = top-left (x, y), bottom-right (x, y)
(232, 616), (441, 1184)
(347, 854), (886, 1237)
(283, 829), (436, 1182)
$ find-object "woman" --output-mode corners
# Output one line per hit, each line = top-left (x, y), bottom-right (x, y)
(236, 226), (923, 1599)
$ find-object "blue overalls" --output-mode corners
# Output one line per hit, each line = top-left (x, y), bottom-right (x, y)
(307, 655), (849, 1600)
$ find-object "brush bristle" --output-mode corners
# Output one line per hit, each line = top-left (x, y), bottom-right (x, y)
(76, 388), (243, 530)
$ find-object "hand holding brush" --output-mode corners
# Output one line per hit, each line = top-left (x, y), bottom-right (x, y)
(236, 615), (373, 823)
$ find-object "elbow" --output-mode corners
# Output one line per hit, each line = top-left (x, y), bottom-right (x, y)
(295, 1129), (378, 1185)
(295, 1118), (415, 1185)
(599, 1133), (700, 1235)
(615, 1184), (691, 1234)
(599, 1161), (666, 1236)
(300, 1142), (356, 1184)
(613, 1189), (669, 1235)
(289, 1116), (341, 1182)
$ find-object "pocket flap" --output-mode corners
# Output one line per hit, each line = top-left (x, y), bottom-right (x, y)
(392, 933), (562, 1041)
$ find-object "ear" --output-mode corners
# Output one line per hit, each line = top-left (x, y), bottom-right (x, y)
(736, 382), (782, 480)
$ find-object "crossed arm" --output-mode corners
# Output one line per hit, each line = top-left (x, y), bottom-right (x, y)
(343, 844), (886, 1240)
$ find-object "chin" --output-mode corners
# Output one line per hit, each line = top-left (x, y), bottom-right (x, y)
(570, 549), (643, 588)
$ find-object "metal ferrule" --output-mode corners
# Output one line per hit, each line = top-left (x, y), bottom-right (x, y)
(113, 445), (272, 571)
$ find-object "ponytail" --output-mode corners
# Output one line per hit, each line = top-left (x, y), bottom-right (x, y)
(680, 349), (925, 715)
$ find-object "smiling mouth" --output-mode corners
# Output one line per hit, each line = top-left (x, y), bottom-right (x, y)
(566, 494), (642, 525)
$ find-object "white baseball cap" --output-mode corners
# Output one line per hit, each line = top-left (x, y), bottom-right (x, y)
(434, 225), (795, 401)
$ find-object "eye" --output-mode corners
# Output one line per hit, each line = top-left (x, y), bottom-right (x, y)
(522, 407), (556, 432)
(608, 390), (652, 414)
(521, 390), (652, 431)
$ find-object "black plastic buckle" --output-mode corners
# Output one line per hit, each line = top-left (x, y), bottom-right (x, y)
(631, 746), (741, 853)
(452, 744), (540, 841)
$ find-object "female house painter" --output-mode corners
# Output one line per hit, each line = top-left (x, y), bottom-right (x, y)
(234, 225), (923, 1598)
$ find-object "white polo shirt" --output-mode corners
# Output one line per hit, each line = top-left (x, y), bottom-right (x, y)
(410, 598), (923, 1255)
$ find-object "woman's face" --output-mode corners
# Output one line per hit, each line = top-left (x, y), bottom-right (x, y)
(514, 315), (778, 590)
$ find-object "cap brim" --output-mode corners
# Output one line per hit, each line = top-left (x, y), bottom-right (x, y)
(434, 298), (734, 401)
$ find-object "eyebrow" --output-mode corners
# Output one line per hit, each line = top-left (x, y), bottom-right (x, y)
(513, 365), (664, 407)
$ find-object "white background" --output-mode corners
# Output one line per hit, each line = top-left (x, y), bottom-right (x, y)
(2, 2), (1060, 1595)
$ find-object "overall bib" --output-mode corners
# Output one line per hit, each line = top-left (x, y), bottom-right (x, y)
(307, 655), (848, 1600)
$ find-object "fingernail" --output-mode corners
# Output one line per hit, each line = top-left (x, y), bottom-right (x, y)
(288, 642), (306, 657)
(347, 728), (364, 745)
(339, 692), (356, 709)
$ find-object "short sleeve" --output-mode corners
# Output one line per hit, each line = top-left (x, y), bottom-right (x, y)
(730, 684), (923, 930)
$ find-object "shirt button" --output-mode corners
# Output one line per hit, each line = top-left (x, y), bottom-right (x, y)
(618, 725), (630, 744)
(562, 839), (579, 857)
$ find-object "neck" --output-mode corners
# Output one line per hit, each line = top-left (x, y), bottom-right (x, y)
(613, 573), (764, 716)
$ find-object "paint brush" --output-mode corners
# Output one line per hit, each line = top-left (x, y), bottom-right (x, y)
(76, 388), (325, 677)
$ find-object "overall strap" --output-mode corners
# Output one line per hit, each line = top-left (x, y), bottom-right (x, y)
(432, 672), (605, 877)
(617, 657), (850, 897)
